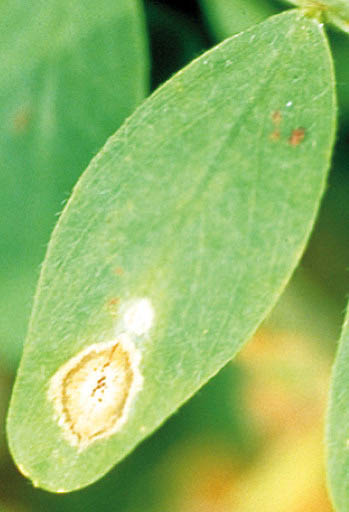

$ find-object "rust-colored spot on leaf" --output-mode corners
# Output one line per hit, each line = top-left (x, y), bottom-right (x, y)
(289, 128), (305, 146)
(114, 267), (124, 276)
(48, 336), (142, 449)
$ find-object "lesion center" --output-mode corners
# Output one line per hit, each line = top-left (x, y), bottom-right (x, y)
(60, 343), (133, 444)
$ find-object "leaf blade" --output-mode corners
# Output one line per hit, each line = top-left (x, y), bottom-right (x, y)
(7, 10), (336, 492)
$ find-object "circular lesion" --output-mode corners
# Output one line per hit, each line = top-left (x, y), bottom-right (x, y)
(48, 336), (142, 449)
(61, 343), (133, 443)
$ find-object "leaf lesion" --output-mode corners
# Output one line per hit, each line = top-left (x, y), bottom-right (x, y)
(48, 335), (142, 449)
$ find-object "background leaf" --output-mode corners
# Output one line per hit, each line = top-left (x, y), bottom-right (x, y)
(0, 0), (148, 366)
(331, 29), (349, 121)
(7, 10), (336, 492)
(327, 301), (349, 511)
(199, 0), (281, 39)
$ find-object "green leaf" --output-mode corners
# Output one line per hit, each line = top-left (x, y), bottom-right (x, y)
(0, 0), (148, 366)
(199, 0), (281, 39)
(7, 10), (336, 492)
(327, 302), (349, 511)
(331, 30), (349, 120)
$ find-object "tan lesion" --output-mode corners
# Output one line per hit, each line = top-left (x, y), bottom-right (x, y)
(48, 336), (143, 449)
(61, 344), (133, 443)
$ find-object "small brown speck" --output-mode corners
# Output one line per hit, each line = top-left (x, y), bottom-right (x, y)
(270, 130), (280, 142)
(115, 267), (124, 276)
(12, 107), (31, 134)
(108, 297), (120, 306)
(289, 128), (305, 146)
(272, 110), (282, 125)
(270, 111), (282, 141)
(107, 297), (120, 316)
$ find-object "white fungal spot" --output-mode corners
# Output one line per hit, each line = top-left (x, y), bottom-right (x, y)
(48, 334), (143, 450)
(123, 298), (154, 336)
(286, 101), (293, 107)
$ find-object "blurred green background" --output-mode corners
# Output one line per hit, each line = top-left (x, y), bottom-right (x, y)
(1, 0), (348, 510)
